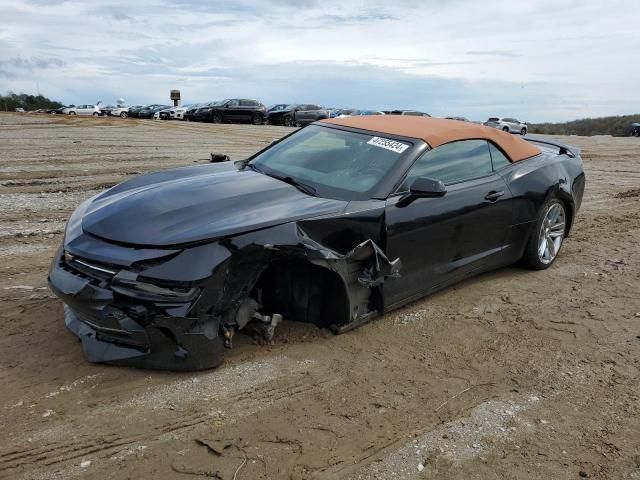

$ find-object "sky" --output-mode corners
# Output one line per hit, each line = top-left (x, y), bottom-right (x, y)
(1, 0), (639, 122)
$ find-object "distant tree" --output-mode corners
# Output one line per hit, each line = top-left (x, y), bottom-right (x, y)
(529, 114), (640, 137)
(0, 91), (64, 111)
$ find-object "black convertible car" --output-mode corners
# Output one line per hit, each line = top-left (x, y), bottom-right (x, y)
(49, 116), (585, 370)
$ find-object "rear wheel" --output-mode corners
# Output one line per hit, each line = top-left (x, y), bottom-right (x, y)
(69, 111), (76, 115)
(212, 112), (223, 124)
(283, 115), (294, 127)
(522, 198), (567, 270)
(520, 127), (527, 135)
(251, 113), (263, 125)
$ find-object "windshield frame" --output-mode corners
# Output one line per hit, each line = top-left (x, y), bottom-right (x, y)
(246, 123), (428, 201)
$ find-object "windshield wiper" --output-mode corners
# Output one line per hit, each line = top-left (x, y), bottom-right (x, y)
(269, 173), (317, 196)
(245, 163), (317, 196)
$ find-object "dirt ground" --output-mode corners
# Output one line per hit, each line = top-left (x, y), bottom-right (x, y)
(0, 113), (639, 480)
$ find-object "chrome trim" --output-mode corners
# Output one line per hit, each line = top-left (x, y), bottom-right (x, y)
(73, 258), (117, 275)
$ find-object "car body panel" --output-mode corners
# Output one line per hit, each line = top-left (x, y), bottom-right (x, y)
(48, 121), (584, 370)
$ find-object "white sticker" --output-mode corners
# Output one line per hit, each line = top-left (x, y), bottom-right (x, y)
(367, 136), (410, 154)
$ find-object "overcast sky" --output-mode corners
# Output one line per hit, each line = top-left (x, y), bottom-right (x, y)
(1, 0), (638, 121)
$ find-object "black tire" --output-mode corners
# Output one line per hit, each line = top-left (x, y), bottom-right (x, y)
(633, 129), (640, 137)
(251, 113), (263, 125)
(521, 197), (567, 270)
(283, 115), (294, 127)
(502, 126), (509, 132)
(520, 127), (527, 136)
(92, 112), (99, 117)
(69, 111), (76, 115)
(120, 111), (127, 118)
(212, 112), (223, 124)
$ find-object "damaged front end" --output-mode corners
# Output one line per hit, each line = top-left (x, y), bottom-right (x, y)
(48, 218), (400, 371)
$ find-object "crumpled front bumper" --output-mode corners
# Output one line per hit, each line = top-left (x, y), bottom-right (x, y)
(48, 249), (224, 371)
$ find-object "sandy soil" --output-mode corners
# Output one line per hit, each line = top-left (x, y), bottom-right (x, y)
(0, 113), (639, 480)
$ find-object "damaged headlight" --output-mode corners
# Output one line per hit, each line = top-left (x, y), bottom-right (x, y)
(111, 277), (199, 302)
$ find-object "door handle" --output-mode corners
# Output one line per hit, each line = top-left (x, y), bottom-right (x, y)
(485, 190), (504, 202)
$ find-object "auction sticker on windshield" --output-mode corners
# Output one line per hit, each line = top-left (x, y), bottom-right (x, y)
(367, 136), (410, 154)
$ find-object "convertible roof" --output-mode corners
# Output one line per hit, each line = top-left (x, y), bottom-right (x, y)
(321, 116), (541, 162)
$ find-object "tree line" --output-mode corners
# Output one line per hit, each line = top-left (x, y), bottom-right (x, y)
(1, 91), (63, 112)
(530, 114), (640, 137)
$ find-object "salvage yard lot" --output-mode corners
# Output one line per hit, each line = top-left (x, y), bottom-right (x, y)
(0, 113), (639, 479)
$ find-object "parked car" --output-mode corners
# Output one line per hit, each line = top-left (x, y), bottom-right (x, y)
(484, 117), (528, 135)
(445, 116), (469, 122)
(265, 104), (297, 125)
(336, 109), (384, 117)
(267, 104), (290, 115)
(189, 102), (223, 122)
(153, 107), (174, 120)
(109, 106), (130, 118)
(631, 123), (640, 137)
(97, 105), (115, 116)
(208, 99), (267, 125)
(136, 105), (171, 119)
(67, 105), (102, 116)
(126, 105), (147, 118)
(281, 104), (329, 127)
(166, 104), (195, 120)
(15, 108), (25, 113)
(386, 110), (431, 117)
(47, 115), (585, 371)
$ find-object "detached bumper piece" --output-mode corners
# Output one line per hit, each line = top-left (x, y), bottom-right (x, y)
(48, 250), (224, 371)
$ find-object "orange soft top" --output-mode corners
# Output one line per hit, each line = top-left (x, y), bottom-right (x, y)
(321, 116), (541, 162)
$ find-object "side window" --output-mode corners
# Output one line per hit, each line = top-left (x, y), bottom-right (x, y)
(226, 99), (239, 107)
(488, 143), (511, 170)
(399, 140), (493, 190)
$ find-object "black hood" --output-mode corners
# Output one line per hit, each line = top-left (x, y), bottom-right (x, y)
(81, 164), (347, 247)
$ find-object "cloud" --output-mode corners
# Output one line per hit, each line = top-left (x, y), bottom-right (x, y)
(1, 0), (639, 121)
(466, 50), (523, 58)
(0, 57), (66, 69)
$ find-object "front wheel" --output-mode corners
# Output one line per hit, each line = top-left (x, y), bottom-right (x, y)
(69, 111), (76, 115)
(251, 113), (263, 125)
(120, 111), (127, 118)
(283, 115), (294, 127)
(520, 127), (527, 135)
(93, 112), (99, 117)
(522, 198), (567, 270)
(212, 112), (223, 124)
(502, 126), (509, 132)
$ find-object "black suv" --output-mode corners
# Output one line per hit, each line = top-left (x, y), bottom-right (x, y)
(208, 99), (266, 125)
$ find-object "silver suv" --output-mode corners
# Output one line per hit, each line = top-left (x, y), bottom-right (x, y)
(484, 117), (528, 135)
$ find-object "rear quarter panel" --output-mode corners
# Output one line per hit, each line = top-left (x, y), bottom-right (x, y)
(497, 152), (585, 260)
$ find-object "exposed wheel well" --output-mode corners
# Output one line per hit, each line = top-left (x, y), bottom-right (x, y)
(250, 258), (350, 329)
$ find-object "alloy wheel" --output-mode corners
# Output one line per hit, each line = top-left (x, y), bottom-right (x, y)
(538, 202), (566, 264)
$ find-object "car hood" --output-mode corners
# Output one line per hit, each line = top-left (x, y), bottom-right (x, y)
(81, 163), (348, 247)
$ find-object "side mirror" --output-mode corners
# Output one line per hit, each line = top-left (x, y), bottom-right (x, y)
(409, 176), (447, 197)
(397, 176), (446, 207)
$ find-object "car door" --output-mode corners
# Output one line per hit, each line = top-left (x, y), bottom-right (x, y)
(383, 140), (513, 308)
(293, 105), (310, 124)
(223, 99), (240, 120)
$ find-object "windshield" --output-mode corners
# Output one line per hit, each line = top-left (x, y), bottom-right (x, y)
(250, 125), (413, 201)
